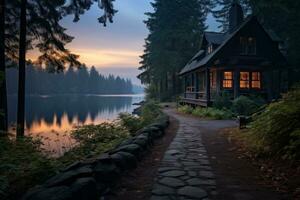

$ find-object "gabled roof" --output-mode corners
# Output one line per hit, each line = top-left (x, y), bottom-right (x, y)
(179, 16), (286, 76)
(204, 32), (226, 45)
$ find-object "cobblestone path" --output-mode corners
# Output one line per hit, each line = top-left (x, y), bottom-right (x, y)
(150, 109), (236, 200)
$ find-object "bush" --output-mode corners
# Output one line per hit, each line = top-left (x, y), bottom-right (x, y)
(140, 101), (162, 125)
(213, 92), (232, 110)
(118, 113), (143, 134)
(178, 105), (193, 114)
(192, 107), (233, 120)
(0, 136), (56, 200)
(59, 123), (130, 166)
(249, 86), (300, 159)
(232, 95), (261, 116)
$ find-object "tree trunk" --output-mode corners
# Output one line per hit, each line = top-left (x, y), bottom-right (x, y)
(0, 0), (7, 135)
(17, 0), (27, 137)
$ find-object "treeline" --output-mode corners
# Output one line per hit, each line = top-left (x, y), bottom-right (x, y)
(7, 66), (133, 95)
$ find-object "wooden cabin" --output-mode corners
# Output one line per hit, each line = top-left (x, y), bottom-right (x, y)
(179, 2), (288, 107)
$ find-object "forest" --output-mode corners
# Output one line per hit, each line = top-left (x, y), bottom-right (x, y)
(6, 65), (133, 95)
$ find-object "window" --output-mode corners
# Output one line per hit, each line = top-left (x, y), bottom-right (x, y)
(251, 72), (261, 89)
(223, 71), (233, 88)
(240, 37), (257, 55)
(240, 72), (250, 89)
(210, 71), (217, 89)
(208, 45), (213, 54)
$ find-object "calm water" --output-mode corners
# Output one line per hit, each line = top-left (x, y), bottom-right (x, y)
(8, 94), (144, 155)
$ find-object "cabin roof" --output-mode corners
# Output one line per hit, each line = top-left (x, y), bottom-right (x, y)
(204, 32), (226, 45)
(179, 16), (286, 76)
(180, 17), (252, 75)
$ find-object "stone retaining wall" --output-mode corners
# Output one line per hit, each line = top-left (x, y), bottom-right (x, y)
(22, 115), (170, 200)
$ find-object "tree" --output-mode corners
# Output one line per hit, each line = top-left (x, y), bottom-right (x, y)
(11, 0), (116, 137)
(139, 0), (210, 100)
(0, 0), (7, 135)
(250, 0), (300, 80)
(211, 0), (252, 32)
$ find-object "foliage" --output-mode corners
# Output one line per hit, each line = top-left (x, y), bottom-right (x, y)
(249, 86), (300, 159)
(118, 101), (163, 135)
(213, 92), (232, 110)
(178, 105), (194, 114)
(232, 95), (264, 116)
(138, 0), (210, 100)
(118, 113), (143, 134)
(0, 136), (56, 200)
(140, 101), (162, 125)
(178, 105), (232, 120)
(6, 66), (133, 95)
(58, 123), (130, 166)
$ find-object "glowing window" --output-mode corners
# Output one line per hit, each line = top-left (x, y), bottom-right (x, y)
(240, 72), (250, 89)
(252, 72), (261, 89)
(223, 71), (233, 88)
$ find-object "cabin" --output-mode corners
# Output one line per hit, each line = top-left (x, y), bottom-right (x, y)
(179, 2), (288, 107)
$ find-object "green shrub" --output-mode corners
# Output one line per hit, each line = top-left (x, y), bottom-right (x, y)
(178, 105), (193, 114)
(192, 107), (232, 120)
(232, 95), (260, 116)
(140, 101), (162, 125)
(59, 123), (130, 166)
(249, 87), (300, 159)
(213, 92), (232, 109)
(118, 113), (143, 134)
(0, 137), (56, 199)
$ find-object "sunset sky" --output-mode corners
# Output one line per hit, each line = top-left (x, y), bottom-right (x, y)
(28, 0), (220, 85)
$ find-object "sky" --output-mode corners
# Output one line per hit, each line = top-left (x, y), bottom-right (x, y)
(28, 0), (220, 86)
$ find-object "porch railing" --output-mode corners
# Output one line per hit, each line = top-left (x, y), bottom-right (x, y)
(184, 91), (206, 100)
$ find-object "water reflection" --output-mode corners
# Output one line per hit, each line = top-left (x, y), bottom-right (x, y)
(8, 94), (144, 155)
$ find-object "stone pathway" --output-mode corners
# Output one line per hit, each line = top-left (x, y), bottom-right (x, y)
(150, 109), (236, 200)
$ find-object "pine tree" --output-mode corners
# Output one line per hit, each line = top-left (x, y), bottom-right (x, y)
(139, 0), (210, 101)
(211, 0), (252, 32)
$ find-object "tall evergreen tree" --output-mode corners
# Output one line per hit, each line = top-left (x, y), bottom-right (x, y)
(250, 0), (300, 79)
(211, 0), (252, 32)
(0, 0), (7, 134)
(139, 0), (210, 100)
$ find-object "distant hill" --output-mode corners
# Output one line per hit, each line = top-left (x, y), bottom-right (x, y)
(132, 85), (144, 94)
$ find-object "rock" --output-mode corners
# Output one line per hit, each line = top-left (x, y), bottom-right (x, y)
(178, 186), (208, 199)
(69, 178), (98, 200)
(23, 186), (72, 200)
(45, 166), (93, 187)
(133, 137), (149, 150)
(111, 151), (137, 170)
(110, 144), (142, 157)
(94, 162), (121, 184)
(160, 170), (186, 177)
(117, 138), (135, 147)
(152, 184), (176, 196)
(158, 177), (185, 188)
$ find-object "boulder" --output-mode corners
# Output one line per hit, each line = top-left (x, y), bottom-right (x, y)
(93, 161), (121, 184)
(110, 144), (142, 157)
(45, 166), (93, 187)
(111, 151), (137, 170)
(69, 178), (99, 200)
(23, 186), (72, 200)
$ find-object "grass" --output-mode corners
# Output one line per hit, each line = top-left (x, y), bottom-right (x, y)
(178, 105), (233, 120)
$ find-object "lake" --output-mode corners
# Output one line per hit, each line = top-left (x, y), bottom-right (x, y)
(8, 94), (144, 155)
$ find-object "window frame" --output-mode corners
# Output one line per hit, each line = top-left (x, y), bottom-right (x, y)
(239, 36), (257, 55)
(240, 71), (250, 89)
(251, 71), (261, 89)
(222, 71), (233, 89)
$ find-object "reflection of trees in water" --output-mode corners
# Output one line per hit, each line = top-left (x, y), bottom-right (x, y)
(8, 95), (135, 129)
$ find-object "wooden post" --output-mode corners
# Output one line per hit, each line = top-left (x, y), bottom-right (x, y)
(206, 67), (211, 106)
(234, 68), (240, 99)
(195, 72), (199, 99)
